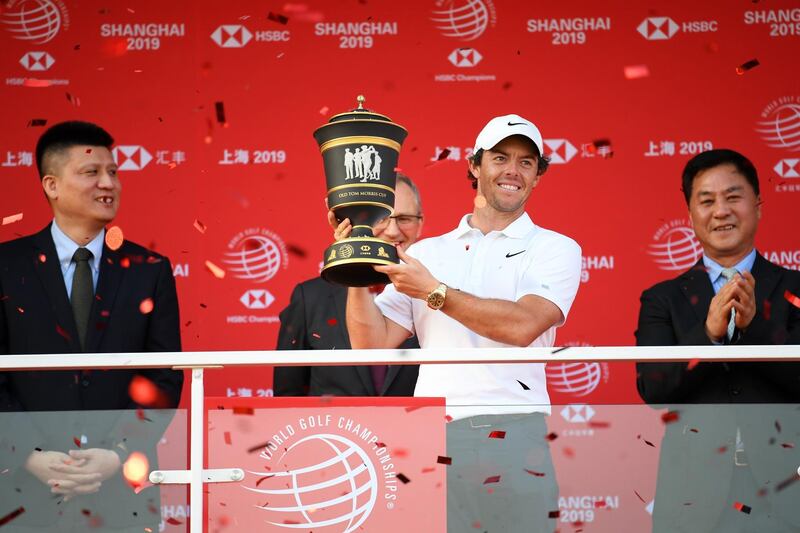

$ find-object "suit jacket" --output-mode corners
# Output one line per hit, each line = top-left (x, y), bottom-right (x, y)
(635, 254), (800, 531)
(0, 224), (184, 529)
(274, 277), (419, 396)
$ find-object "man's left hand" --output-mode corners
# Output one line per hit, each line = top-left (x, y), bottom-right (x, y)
(63, 448), (122, 482)
(374, 247), (438, 300)
(732, 271), (757, 330)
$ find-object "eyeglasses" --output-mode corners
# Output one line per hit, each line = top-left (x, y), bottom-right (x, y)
(374, 214), (423, 230)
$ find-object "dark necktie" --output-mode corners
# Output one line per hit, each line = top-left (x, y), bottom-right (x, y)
(70, 247), (94, 350)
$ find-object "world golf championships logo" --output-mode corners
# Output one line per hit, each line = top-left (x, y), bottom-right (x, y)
(431, 0), (495, 41)
(244, 412), (403, 532)
(1, 0), (67, 44)
(647, 219), (702, 271)
(546, 362), (602, 397)
(223, 228), (287, 283)
(756, 96), (800, 151)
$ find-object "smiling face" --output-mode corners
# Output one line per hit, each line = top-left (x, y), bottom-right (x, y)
(469, 135), (541, 219)
(688, 163), (761, 266)
(42, 145), (120, 239)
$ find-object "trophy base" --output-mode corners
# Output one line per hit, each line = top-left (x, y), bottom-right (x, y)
(321, 237), (399, 287)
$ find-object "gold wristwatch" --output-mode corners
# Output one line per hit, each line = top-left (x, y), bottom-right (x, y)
(426, 283), (448, 310)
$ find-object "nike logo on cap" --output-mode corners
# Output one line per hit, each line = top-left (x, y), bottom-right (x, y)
(506, 250), (525, 258)
(507, 121), (527, 126)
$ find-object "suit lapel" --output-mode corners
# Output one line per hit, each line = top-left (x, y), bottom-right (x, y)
(751, 253), (780, 315)
(679, 259), (715, 324)
(332, 284), (376, 395)
(32, 225), (81, 351)
(86, 244), (124, 353)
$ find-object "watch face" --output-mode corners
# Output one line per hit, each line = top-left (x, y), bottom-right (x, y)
(429, 293), (445, 308)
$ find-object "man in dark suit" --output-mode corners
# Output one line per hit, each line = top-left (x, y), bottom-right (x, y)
(274, 175), (423, 396)
(0, 121), (184, 531)
(636, 149), (800, 533)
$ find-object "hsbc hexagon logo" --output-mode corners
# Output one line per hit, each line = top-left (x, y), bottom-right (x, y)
(211, 25), (253, 48)
(240, 289), (275, 310)
(19, 51), (54, 71)
(560, 404), (595, 423)
(544, 139), (577, 164)
(112, 146), (152, 171)
(448, 47), (482, 67)
(637, 17), (679, 40)
(774, 159), (800, 178)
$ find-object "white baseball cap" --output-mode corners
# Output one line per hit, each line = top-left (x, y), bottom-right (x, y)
(473, 114), (544, 156)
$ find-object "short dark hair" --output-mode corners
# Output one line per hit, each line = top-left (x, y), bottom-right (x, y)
(35, 121), (114, 179)
(466, 137), (550, 190)
(681, 148), (759, 205)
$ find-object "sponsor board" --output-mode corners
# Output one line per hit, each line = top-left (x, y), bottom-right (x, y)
(211, 23), (290, 48)
(207, 398), (445, 532)
(637, 15), (717, 40)
(314, 21), (397, 48)
(527, 15), (611, 45)
(100, 22), (185, 51)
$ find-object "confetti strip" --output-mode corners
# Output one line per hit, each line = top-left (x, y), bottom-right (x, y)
(233, 406), (254, 415)
(735, 59), (760, 75)
(551, 346), (569, 354)
(27, 118), (47, 127)
(139, 298), (154, 314)
(488, 430), (506, 439)
(0, 507), (25, 526)
(2, 213), (23, 225)
(193, 219), (207, 234)
(129, 376), (161, 406)
(633, 490), (646, 503)
(776, 473), (800, 492)
(214, 101), (226, 125)
(397, 473), (410, 484)
(255, 474), (275, 486)
(545, 432), (558, 441)
(286, 244), (307, 258)
(483, 475), (501, 484)
(624, 64), (650, 80)
(224, 431), (232, 445)
(784, 290), (800, 309)
(166, 518), (183, 525)
(319, 106), (330, 115)
(436, 456), (452, 465)
(55, 324), (71, 341)
(548, 510), (560, 519)
(524, 469), (545, 477)
(327, 318), (338, 326)
(436, 148), (451, 161)
(733, 502), (752, 514)
(661, 411), (680, 424)
(687, 359), (700, 370)
(516, 379), (530, 390)
(267, 12), (289, 24)
(205, 260), (226, 279)
(588, 421), (610, 428)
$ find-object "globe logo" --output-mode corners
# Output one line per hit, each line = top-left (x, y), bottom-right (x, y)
(245, 434), (378, 532)
(1, 0), (63, 44)
(756, 103), (800, 151)
(647, 226), (702, 271)
(546, 362), (602, 397)
(431, 0), (491, 41)
(223, 232), (285, 283)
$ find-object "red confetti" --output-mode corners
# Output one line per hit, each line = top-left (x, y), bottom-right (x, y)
(776, 473), (800, 492)
(763, 299), (772, 320)
(17, 307), (24, 314)
(524, 469), (545, 477)
(120, 257), (130, 268)
(437, 456), (452, 465)
(733, 501), (752, 514)
(545, 432), (558, 441)
(27, 118), (47, 127)
(488, 430), (506, 439)
(205, 260), (226, 279)
(548, 510), (560, 519)
(129, 375), (167, 407)
(781, 442), (795, 448)
(624, 64), (650, 80)
(286, 244), (307, 258)
(687, 359), (700, 370)
(661, 411), (680, 424)
(633, 490), (646, 504)
(1, 212), (23, 225)
(436, 148), (451, 161)
(319, 106), (330, 115)
(483, 475), (501, 484)
(233, 406), (254, 415)
(397, 473), (410, 484)
(214, 101), (226, 125)
(327, 318), (338, 326)
(73, 436), (82, 448)
(785, 290), (800, 308)
(139, 298), (154, 314)
(224, 431), (232, 445)
(255, 474), (275, 486)
(55, 324), (71, 341)
(595, 500), (606, 508)
(193, 219), (207, 234)
(267, 12), (289, 24)
(421, 467), (436, 473)
(563, 447), (575, 458)
(0, 507), (25, 527)
(643, 439), (655, 448)
(166, 517), (184, 525)
(588, 421), (611, 428)
(38, 253), (46, 262)
(717, 445), (729, 454)
(81, 509), (92, 516)
(311, 332), (321, 339)
(735, 58), (760, 75)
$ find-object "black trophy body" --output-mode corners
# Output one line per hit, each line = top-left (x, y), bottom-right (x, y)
(314, 98), (408, 286)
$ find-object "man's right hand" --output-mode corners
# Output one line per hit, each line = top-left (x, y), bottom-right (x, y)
(25, 450), (102, 500)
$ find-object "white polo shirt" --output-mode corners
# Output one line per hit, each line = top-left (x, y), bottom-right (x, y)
(375, 213), (582, 420)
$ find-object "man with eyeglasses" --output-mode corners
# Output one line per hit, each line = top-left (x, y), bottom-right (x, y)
(274, 174), (424, 396)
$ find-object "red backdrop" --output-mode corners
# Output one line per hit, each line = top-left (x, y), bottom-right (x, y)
(2, 0), (799, 404)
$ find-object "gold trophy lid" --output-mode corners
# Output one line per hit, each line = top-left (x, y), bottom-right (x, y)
(326, 94), (395, 124)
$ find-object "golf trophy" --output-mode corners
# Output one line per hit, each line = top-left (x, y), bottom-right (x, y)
(314, 95), (408, 286)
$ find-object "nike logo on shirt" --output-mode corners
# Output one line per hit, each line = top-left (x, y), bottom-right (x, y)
(505, 250), (525, 258)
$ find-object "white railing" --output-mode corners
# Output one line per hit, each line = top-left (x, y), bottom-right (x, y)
(2, 345), (798, 533)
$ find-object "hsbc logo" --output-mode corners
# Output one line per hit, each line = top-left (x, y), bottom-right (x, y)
(448, 47), (482, 67)
(560, 404), (595, 423)
(637, 16), (717, 40)
(774, 159), (800, 178)
(19, 51), (55, 71)
(637, 17), (679, 40)
(240, 289), (275, 309)
(544, 139), (577, 164)
(112, 146), (152, 171)
(211, 25), (253, 48)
